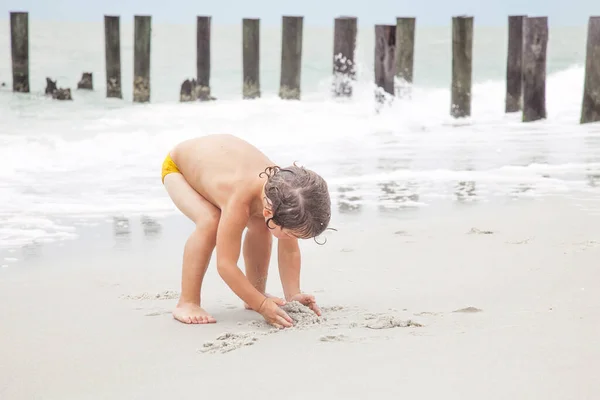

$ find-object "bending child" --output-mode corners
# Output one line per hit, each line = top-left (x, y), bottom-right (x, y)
(161, 134), (331, 328)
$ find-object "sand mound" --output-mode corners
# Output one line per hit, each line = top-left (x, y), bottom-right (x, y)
(281, 301), (323, 328)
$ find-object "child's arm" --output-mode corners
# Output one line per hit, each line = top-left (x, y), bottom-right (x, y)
(278, 238), (322, 316)
(216, 203), (293, 327)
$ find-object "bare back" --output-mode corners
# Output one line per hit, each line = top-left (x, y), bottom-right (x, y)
(170, 134), (274, 211)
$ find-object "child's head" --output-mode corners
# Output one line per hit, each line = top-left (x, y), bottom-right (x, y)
(260, 164), (331, 241)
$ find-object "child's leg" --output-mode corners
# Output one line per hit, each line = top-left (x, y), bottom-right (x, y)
(242, 224), (272, 309)
(163, 173), (220, 324)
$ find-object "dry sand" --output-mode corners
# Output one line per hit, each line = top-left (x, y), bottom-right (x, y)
(1, 196), (600, 399)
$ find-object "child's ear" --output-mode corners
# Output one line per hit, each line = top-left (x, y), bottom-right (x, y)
(262, 208), (272, 218)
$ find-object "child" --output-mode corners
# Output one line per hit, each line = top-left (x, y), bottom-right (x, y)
(162, 134), (331, 328)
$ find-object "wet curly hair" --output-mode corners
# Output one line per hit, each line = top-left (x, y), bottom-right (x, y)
(259, 164), (331, 241)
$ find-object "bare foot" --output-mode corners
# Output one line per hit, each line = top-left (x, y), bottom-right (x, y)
(173, 302), (216, 324)
(244, 293), (278, 310)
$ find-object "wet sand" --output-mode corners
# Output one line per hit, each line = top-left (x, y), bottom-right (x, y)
(1, 196), (599, 399)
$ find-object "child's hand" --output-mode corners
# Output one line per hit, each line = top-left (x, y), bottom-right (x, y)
(289, 293), (322, 316)
(258, 297), (294, 329)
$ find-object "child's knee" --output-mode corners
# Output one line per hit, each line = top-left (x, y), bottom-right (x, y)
(194, 211), (220, 239)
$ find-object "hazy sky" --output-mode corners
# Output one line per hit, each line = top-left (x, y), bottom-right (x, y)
(0, 0), (594, 26)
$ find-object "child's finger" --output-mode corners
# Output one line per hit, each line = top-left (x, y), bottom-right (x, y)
(280, 310), (294, 324)
(277, 315), (293, 327)
(311, 303), (322, 316)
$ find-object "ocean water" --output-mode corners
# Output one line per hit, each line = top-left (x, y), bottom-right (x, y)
(1, 19), (600, 250)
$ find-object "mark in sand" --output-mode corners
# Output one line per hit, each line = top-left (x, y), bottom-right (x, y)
(200, 332), (259, 354)
(365, 315), (423, 329)
(468, 228), (494, 235)
(319, 334), (349, 342)
(202, 303), (425, 354)
(120, 290), (180, 300)
(452, 307), (483, 313)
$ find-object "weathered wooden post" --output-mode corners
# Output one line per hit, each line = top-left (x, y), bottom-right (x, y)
(581, 16), (600, 124)
(395, 17), (416, 98)
(505, 15), (526, 112)
(243, 18), (260, 99)
(10, 11), (29, 93)
(104, 15), (122, 99)
(133, 15), (151, 103)
(279, 16), (303, 100)
(197, 16), (212, 101)
(332, 16), (357, 97)
(451, 16), (473, 118)
(522, 16), (548, 122)
(374, 24), (396, 100)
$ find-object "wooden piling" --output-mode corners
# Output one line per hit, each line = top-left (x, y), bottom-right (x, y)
(581, 16), (600, 124)
(374, 24), (396, 99)
(451, 16), (473, 118)
(197, 16), (212, 101)
(133, 15), (151, 103)
(333, 16), (357, 97)
(279, 16), (303, 100)
(522, 16), (548, 122)
(10, 11), (29, 93)
(505, 15), (526, 112)
(104, 15), (122, 99)
(395, 17), (416, 98)
(243, 18), (260, 99)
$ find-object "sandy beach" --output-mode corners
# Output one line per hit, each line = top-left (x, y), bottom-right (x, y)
(1, 194), (599, 399)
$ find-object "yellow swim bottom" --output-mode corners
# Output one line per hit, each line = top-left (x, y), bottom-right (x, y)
(161, 153), (180, 183)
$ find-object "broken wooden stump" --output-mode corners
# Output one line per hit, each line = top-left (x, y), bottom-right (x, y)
(180, 79), (198, 102)
(45, 77), (72, 100)
(45, 77), (57, 95)
(77, 72), (93, 90)
(179, 78), (216, 102)
(53, 88), (72, 100)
